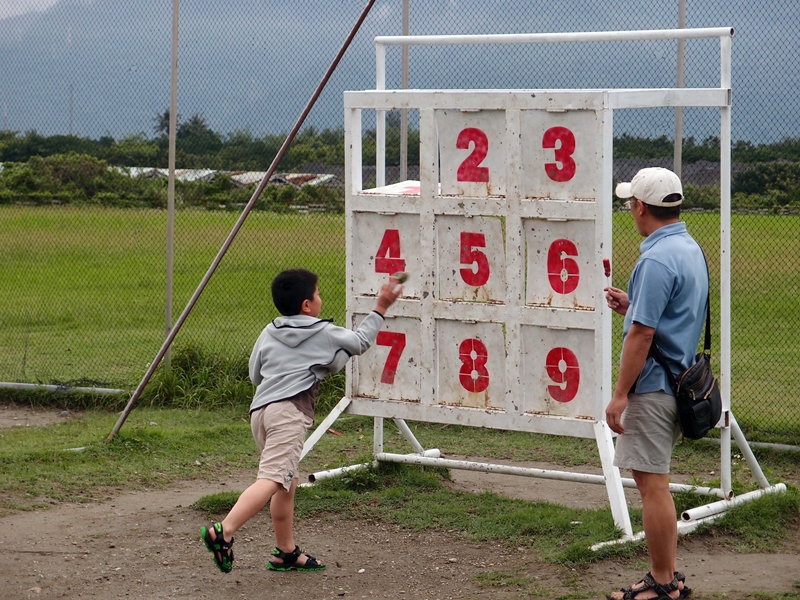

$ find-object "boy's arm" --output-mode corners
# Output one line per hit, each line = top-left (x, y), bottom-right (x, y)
(372, 278), (403, 316)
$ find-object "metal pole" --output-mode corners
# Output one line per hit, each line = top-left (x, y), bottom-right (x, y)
(106, 0), (379, 442)
(674, 0), (686, 177)
(165, 0), (179, 371)
(400, 0), (409, 181)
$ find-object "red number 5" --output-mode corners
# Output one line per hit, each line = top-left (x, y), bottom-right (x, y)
(547, 238), (580, 295)
(456, 128), (490, 182)
(376, 331), (406, 384)
(460, 232), (490, 286)
(542, 126), (576, 182)
(545, 347), (580, 402)
(458, 338), (490, 393)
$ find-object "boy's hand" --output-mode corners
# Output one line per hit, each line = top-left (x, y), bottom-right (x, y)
(374, 278), (403, 315)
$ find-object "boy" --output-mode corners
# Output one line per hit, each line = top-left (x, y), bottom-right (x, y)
(201, 268), (403, 573)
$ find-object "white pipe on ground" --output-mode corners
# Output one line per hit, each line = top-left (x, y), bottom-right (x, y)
(681, 483), (787, 522)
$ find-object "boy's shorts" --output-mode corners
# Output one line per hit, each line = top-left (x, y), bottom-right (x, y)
(250, 401), (313, 491)
(613, 391), (681, 475)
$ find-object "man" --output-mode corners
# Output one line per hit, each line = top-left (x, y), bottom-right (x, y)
(605, 167), (706, 600)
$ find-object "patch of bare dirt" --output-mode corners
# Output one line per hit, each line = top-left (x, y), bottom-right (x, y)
(1, 407), (799, 599)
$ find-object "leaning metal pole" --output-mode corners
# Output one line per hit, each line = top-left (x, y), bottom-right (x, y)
(106, 0), (378, 442)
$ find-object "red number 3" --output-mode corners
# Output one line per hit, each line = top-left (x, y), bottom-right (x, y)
(545, 347), (580, 402)
(456, 128), (490, 182)
(458, 338), (490, 393)
(542, 126), (576, 182)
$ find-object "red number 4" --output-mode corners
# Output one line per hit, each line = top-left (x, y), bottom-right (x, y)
(375, 229), (405, 275)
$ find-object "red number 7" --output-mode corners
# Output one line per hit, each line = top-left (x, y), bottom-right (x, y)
(376, 331), (406, 384)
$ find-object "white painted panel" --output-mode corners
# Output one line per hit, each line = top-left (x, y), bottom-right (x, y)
(351, 212), (422, 299)
(436, 215), (506, 302)
(520, 109), (601, 200)
(436, 320), (505, 410)
(524, 218), (598, 310)
(353, 315), (421, 402)
(436, 109), (506, 197)
(522, 325), (596, 420)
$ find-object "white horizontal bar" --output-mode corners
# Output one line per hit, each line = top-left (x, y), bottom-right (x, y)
(374, 453), (724, 497)
(0, 381), (126, 395)
(681, 483), (787, 521)
(376, 28), (734, 48)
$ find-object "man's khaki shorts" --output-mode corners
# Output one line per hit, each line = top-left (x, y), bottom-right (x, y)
(613, 391), (682, 474)
(250, 401), (313, 491)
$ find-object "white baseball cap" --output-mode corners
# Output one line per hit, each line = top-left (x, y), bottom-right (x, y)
(615, 167), (683, 206)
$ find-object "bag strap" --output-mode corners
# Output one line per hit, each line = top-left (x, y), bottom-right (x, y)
(648, 247), (711, 389)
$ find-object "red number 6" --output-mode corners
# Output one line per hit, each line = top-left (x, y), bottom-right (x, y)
(547, 238), (580, 295)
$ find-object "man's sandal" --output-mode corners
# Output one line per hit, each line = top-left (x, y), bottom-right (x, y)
(268, 545), (325, 571)
(200, 522), (234, 573)
(607, 571), (691, 600)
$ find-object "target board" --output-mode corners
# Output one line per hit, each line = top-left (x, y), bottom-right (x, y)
(344, 90), (613, 439)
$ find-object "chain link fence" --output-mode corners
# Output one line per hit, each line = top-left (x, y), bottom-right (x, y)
(1, 1), (797, 441)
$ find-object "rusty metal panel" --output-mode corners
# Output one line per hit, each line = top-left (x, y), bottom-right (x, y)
(353, 315), (421, 402)
(436, 109), (506, 197)
(435, 319), (506, 410)
(350, 212), (422, 299)
(519, 109), (602, 200)
(524, 218), (598, 310)
(436, 214), (506, 303)
(521, 325), (596, 419)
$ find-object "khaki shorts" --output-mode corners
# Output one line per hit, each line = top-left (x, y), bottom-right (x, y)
(250, 401), (313, 491)
(613, 391), (681, 474)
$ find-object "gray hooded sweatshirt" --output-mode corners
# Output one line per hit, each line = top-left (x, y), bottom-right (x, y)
(248, 311), (385, 413)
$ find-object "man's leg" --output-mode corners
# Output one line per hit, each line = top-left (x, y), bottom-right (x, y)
(633, 469), (679, 593)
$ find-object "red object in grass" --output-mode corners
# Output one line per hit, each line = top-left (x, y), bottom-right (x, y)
(327, 428), (343, 436)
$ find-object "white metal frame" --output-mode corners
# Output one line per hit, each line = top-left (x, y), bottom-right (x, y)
(299, 28), (784, 546)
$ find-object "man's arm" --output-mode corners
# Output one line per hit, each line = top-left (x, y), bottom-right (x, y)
(605, 322), (655, 434)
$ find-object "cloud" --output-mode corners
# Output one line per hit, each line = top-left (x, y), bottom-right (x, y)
(0, 0), (61, 21)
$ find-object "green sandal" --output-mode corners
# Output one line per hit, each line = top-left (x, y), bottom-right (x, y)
(268, 545), (325, 571)
(200, 522), (234, 573)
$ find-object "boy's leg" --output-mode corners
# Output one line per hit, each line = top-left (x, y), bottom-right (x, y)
(269, 478), (323, 567)
(216, 478), (283, 542)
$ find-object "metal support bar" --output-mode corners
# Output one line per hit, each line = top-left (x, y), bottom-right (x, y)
(681, 484), (787, 521)
(300, 396), (352, 460)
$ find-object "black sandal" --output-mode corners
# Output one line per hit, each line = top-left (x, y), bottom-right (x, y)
(200, 522), (234, 573)
(268, 545), (325, 571)
(608, 572), (689, 600)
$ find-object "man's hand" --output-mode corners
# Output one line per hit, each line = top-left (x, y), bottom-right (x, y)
(605, 392), (628, 434)
(604, 286), (630, 315)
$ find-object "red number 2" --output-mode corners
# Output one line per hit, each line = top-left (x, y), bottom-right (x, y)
(545, 347), (580, 402)
(376, 330), (406, 384)
(375, 229), (405, 275)
(458, 338), (490, 393)
(542, 126), (576, 182)
(459, 232), (490, 286)
(547, 238), (580, 295)
(456, 128), (490, 182)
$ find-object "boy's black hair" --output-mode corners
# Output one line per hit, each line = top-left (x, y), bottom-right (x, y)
(271, 269), (319, 316)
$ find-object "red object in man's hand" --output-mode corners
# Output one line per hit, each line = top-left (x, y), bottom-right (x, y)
(603, 257), (611, 278)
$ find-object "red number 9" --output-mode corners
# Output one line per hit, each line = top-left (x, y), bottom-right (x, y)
(542, 126), (576, 182)
(545, 347), (580, 402)
(547, 238), (580, 295)
(458, 338), (490, 393)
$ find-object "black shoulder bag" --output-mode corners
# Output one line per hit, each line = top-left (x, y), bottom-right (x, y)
(648, 257), (723, 439)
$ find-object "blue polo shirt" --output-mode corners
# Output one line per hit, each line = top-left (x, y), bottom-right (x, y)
(623, 222), (708, 395)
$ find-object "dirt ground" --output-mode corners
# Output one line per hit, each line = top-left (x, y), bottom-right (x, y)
(1, 405), (799, 600)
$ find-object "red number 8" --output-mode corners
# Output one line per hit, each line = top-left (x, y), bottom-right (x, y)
(458, 338), (490, 393)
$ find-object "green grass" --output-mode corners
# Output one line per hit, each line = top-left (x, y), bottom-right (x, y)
(1, 206), (799, 438)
